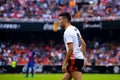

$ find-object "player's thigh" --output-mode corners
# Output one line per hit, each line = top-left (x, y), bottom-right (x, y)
(62, 72), (72, 80)
(72, 71), (82, 80)
(30, 62), (34, 67)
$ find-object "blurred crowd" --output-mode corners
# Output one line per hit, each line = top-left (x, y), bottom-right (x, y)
(0, 0), (120, 66)
(0, 0), (120, 21)
(0, 40), (120, 66)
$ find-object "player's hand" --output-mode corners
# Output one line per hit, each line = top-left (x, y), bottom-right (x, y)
(62, 64), (67, 72)
(83, 58), (87, 68)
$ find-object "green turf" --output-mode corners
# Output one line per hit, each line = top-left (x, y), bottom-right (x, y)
(0, 73), (120, 80)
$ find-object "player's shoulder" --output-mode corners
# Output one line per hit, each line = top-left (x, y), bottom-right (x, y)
(65, 25), (75, 31)
(70, 25), (79, 33)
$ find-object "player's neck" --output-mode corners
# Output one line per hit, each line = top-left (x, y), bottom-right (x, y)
(65, 23), (71, 30)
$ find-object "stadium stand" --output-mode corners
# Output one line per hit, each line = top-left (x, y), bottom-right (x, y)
(0, 0), (120, 22)
(0, 0), (120, 73)
(0, 31), (120, 66)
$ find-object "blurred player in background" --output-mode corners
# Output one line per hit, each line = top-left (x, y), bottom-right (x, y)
(58, 12), (86, 80)
(25, 48), (36, 78)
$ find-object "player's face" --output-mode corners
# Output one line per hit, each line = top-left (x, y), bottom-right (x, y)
(58, 16), (65, 29)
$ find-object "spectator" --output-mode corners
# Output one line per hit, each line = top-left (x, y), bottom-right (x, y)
(0, 39), (120, 66)
(0, 0), (120, 21)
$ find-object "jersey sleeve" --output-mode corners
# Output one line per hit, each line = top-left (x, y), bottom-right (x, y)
(64, 31), (73, 43)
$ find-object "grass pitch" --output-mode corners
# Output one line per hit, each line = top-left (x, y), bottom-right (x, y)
(0, 73), (120, 80)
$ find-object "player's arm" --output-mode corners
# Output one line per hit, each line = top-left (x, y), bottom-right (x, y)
(80, 37), (86, 57)
(62, 42), (73, 72)
(63, 42), (73, 65)
(80, 37), (87, 67)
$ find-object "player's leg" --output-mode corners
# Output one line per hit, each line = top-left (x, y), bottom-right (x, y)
(71, 71), (82, 80)
(62, 59), (73, 80)
(25, 63), (30, 77)
(71, 59), (84, 80)
(31, 65), (34, 77)
(30, 62), (34, 77)
(62, 72), (72, 80)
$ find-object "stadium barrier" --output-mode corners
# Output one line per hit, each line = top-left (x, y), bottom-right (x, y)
(0, 20), (120, 32)
(0, 64), (120, 74)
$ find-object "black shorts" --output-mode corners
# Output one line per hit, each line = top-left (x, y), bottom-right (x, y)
(67, 59), (84, 73)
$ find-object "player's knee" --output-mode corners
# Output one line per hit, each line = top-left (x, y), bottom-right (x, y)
(62, 76), (71, 80)
(62, 77), (67, 80)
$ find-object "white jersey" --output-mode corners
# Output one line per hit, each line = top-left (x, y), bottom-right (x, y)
(63, 25), (84, 59)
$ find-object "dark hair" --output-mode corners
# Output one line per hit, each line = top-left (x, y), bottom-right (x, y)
(59, 12), (71, 22)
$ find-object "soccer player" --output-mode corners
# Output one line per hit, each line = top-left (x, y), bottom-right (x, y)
(25, 48), (36, 78)
(58, 12), (86, 80)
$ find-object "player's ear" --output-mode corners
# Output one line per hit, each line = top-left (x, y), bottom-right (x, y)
(64, 18), (67, 23)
